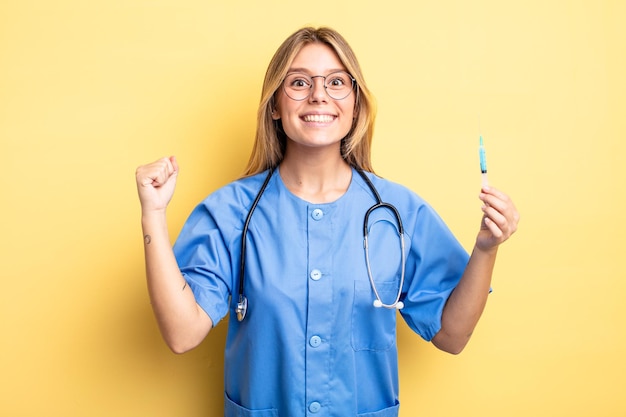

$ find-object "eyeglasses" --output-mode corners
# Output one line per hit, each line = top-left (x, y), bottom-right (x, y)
(283, 71), (356, 101)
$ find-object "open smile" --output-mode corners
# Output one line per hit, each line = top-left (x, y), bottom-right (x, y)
(301, 114), (336, 123)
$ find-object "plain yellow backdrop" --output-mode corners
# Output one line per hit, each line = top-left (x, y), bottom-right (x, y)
(1, 1), (624, 416)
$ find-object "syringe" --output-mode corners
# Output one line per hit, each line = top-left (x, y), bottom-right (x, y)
(479, 136), (489, 188)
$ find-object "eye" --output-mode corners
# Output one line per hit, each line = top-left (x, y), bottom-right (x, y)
(328, 77), (344, 87)
(327, 72), (351, 89)
(286, 74), (311, 89)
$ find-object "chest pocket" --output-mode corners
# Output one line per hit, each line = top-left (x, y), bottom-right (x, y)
(351, 280), (397, 351)
(224, 392), (278, 417)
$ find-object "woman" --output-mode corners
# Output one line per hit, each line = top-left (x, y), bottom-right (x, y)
(136, 26), (519, 417)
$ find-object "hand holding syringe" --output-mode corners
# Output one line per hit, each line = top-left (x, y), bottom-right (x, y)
(474, 133), (520, 251)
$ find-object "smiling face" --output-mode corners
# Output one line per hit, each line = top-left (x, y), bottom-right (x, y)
(272, 42), (356, 155)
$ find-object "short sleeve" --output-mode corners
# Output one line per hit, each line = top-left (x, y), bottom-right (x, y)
(173, 202), (234, 326)
(399, 203), (470, 341)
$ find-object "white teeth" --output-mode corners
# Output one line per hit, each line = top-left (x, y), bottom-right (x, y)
(303, 114), (334, 123)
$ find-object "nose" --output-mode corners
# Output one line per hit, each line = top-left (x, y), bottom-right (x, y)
(309, 76), (328, 102)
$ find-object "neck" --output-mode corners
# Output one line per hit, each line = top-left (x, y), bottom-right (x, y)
(279, 148), (352, 204)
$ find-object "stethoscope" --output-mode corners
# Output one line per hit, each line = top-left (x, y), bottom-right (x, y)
(236, 167), (406, 322)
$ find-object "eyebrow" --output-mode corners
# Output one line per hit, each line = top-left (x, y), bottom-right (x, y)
(287, 67), (348, 74)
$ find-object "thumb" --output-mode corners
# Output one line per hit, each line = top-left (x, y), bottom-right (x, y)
(169, 155), (179, 174)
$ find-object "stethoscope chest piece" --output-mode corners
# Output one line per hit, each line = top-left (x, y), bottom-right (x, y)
(236, 295), (248, 322)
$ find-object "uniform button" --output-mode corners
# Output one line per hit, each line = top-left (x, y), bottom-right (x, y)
(309, 401), (321, 413)
(311, 209), (324, 220)
(309, 335), (322, 348)
(310, 269), (322, 281)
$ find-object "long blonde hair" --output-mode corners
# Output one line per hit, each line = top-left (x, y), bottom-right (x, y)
(242, 27), (377, 176)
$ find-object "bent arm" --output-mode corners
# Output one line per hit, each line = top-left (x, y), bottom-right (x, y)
(432, 185), (519, 354)
(431, 246), (496, 354)
(136, 157), (212, 354)
(142, 210), (213, 354)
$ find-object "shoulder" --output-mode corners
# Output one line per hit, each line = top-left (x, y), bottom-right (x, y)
(353, 169), (453, 234)
(183, 170), (273, 232)
(354, 169), (427, 209)
(201, 170), (272, 210)
(200, 171), (268, 210)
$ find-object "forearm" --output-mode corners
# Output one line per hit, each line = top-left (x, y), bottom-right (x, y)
(432, 245), (497, 354)
(142, 210), (212, 353)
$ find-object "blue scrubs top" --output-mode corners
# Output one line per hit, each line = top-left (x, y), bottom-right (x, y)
(173, 168), (469, 417)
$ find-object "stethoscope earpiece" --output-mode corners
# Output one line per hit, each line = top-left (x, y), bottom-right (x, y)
(373, 299), (405, 310)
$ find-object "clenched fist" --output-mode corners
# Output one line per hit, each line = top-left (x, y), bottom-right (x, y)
(135, 156), (179, 213)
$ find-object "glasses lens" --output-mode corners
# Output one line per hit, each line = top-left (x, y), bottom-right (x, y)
(325, 71), (354, 100)
(283, 72), (354, 101)
(283, 73), (312, 101)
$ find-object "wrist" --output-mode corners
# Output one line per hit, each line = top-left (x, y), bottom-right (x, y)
(141, 207), (167, 221)
(141, 209), (169, 234)
(472, 243), (498, 258)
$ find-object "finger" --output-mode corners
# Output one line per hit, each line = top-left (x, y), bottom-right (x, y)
(158, 156), (177, 180)
(482, 204), (507, 233)
(479, 194), (506, 216)
(137, 157), (175, 187)
(482, 201), (519, 240)
(169, 155), (179, 173)
(482, 216), (504, 239)
(480, 189), (518, 221)
(480, 186), (508, 205)
(480, 185), (508, 200)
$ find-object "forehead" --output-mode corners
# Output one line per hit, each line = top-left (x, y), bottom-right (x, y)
(289, 42), (346, 74)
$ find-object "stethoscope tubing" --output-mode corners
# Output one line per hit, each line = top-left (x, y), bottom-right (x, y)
(236, 167), (406, 322)
(236, 167), (275, 321)
(357, 170), (407, 310)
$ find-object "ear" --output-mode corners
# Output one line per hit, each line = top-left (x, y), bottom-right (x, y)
(271, 108), (281, 120)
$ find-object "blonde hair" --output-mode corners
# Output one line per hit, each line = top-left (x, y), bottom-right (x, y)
(242, 26), (377, 176)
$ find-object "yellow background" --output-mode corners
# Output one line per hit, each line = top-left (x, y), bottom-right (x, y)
(1, 1), (624, 416)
